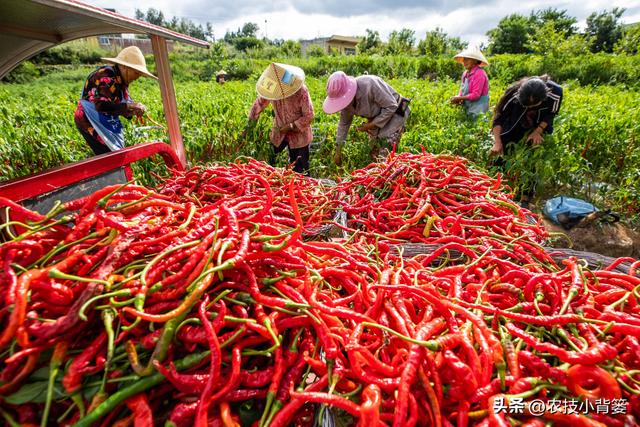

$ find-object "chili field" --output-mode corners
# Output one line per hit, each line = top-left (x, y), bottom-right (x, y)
(0, 67), (639, 222)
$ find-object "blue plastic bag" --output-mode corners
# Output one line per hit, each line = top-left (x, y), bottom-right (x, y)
(543, 196), (597, 229)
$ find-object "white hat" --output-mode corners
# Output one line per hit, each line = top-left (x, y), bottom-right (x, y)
(256, 63), (305, 100)
(453, 46), (489, 67)
(102, 46), (157, 79)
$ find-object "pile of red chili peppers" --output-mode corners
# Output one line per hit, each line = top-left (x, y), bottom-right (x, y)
(0, 153), (639, 427)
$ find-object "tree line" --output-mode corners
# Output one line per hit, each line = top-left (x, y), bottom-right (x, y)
(131, 7), (638, 57)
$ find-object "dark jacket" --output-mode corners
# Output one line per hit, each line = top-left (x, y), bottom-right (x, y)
(492, 79), (563, 137)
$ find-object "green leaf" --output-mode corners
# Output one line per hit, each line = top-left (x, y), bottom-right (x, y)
(4, 381), (48, 405)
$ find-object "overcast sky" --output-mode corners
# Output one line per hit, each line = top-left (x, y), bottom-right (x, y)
(85, 0), (640, 46)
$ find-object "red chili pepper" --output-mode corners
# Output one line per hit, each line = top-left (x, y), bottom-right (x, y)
(124, 394), (153, 427)
(567, 364), (622, 401)
(505, 322), (617, 365)
(62, 331), (107, 393)
(359, 384), (382, 427)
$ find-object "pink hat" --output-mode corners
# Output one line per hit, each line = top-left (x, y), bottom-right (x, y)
(323, 71), (357, 114)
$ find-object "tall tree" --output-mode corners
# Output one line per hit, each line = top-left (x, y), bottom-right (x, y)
(486, 14), (534, 54)
(417, 27), (467, 56)
(144, 8), (165, 26)
(134, 8), (213, 41)
(531, 8), (577, 35)
(585, 8), (626, 53)
(240, 23), (259, 38)
(386, 28), (415, 55)
(358, 29), (382, 54)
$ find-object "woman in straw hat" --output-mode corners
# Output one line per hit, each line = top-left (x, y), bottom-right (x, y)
(323, 71), (410, 166)
(74, 46), (157, 155)
(248, 63), (314, 175)
(450, 46), (490, 116)
(215, 70), (227, 85)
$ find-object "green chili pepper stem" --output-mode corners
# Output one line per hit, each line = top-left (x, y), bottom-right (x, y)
(97, 182), (132, 208)
(73, 350), (210, 427)
(71, 393), (86, 419)
(263, 319), (281, 347)
(557, 288), (579, 317)
(108, 295), (138, 308)
(555, 328), (583, 352)
(252, 226), (299, 242)
(85, 375), (144, 388)
(263, 401), (284, 427)
(618, 378), (640, 395)
(137, 240), (201, 316)
(100, 309), (116, 393)
(337, 383), (363, 398)
(242, 342), (280, 356)
(606, 292), (631, 311)
(223, 316), (257, 324)
(361, 321), (440, 351)
(42, 352), (63, 427)
(222, 296), (249, 306)
(259, 391), (276, 427)
(57, 400), (77, 424)
(221, 326), (247, 349)
(0, 408), (20, 427)
(48, 269), (111, 286)
(109, 192), (152, 212)
(79, 290), (131, 321)
(128, 311), (189, 377)
(505, 383), (566, 399)
(174, 317), (201, 343)
(0, 219), (36, 233)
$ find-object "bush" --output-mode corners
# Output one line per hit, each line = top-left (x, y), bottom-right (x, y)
(32, 44), (105, 65)
(2, 61), (40, 83)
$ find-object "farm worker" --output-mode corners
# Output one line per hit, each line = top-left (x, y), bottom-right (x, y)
(490, 74), (563, 208)
(323, 71), (410, 166)
(74, 46), (155, 156)
(216, 70), (227, 85)
(248, 63), (314, 175)
(449, 46), (490, 116)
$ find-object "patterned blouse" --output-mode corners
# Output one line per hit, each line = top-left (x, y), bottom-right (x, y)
(249, 85), (314, 149)
(74, 65), (133, 145)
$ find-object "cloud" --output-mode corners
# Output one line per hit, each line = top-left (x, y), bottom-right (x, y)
(83, 0), (640, 45)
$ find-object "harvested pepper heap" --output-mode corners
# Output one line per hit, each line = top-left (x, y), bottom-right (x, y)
(0, 154), (639, 427)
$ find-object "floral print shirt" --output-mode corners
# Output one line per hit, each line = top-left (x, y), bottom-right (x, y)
(249, 85), (314, 149)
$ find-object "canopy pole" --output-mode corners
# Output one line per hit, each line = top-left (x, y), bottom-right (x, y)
(150, 35), (187, 168)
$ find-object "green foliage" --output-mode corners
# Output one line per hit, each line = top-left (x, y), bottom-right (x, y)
(615, 24), (640, 55)
(135, 7), (213, 40)
(487, 14), (534, 54)
(585, 8), (626, 53)
(2, 61), (40, 84)
(530, 8), (578, 35)
(2, 71), (639, 222)
(386, 29), (416, 55)
(358, 30), (382, 54)
(31, 43), (105, 65)
(417, 28), (467, 56)
(306, 45), (327, 57)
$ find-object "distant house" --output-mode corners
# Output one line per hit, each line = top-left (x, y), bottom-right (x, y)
(300, 35), (361, 56)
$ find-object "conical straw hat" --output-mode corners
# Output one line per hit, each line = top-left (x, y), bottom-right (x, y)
(102, 46), (157, 79)
(256, 63), (305, 100)
(453, 46), (489, 67)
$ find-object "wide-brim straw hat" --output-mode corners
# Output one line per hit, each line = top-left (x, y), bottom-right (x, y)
(102, 46), (157, 80)
(256, 63), (305, 100)
(454, 46), (489, 67)
(216, 70), (227, 76)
